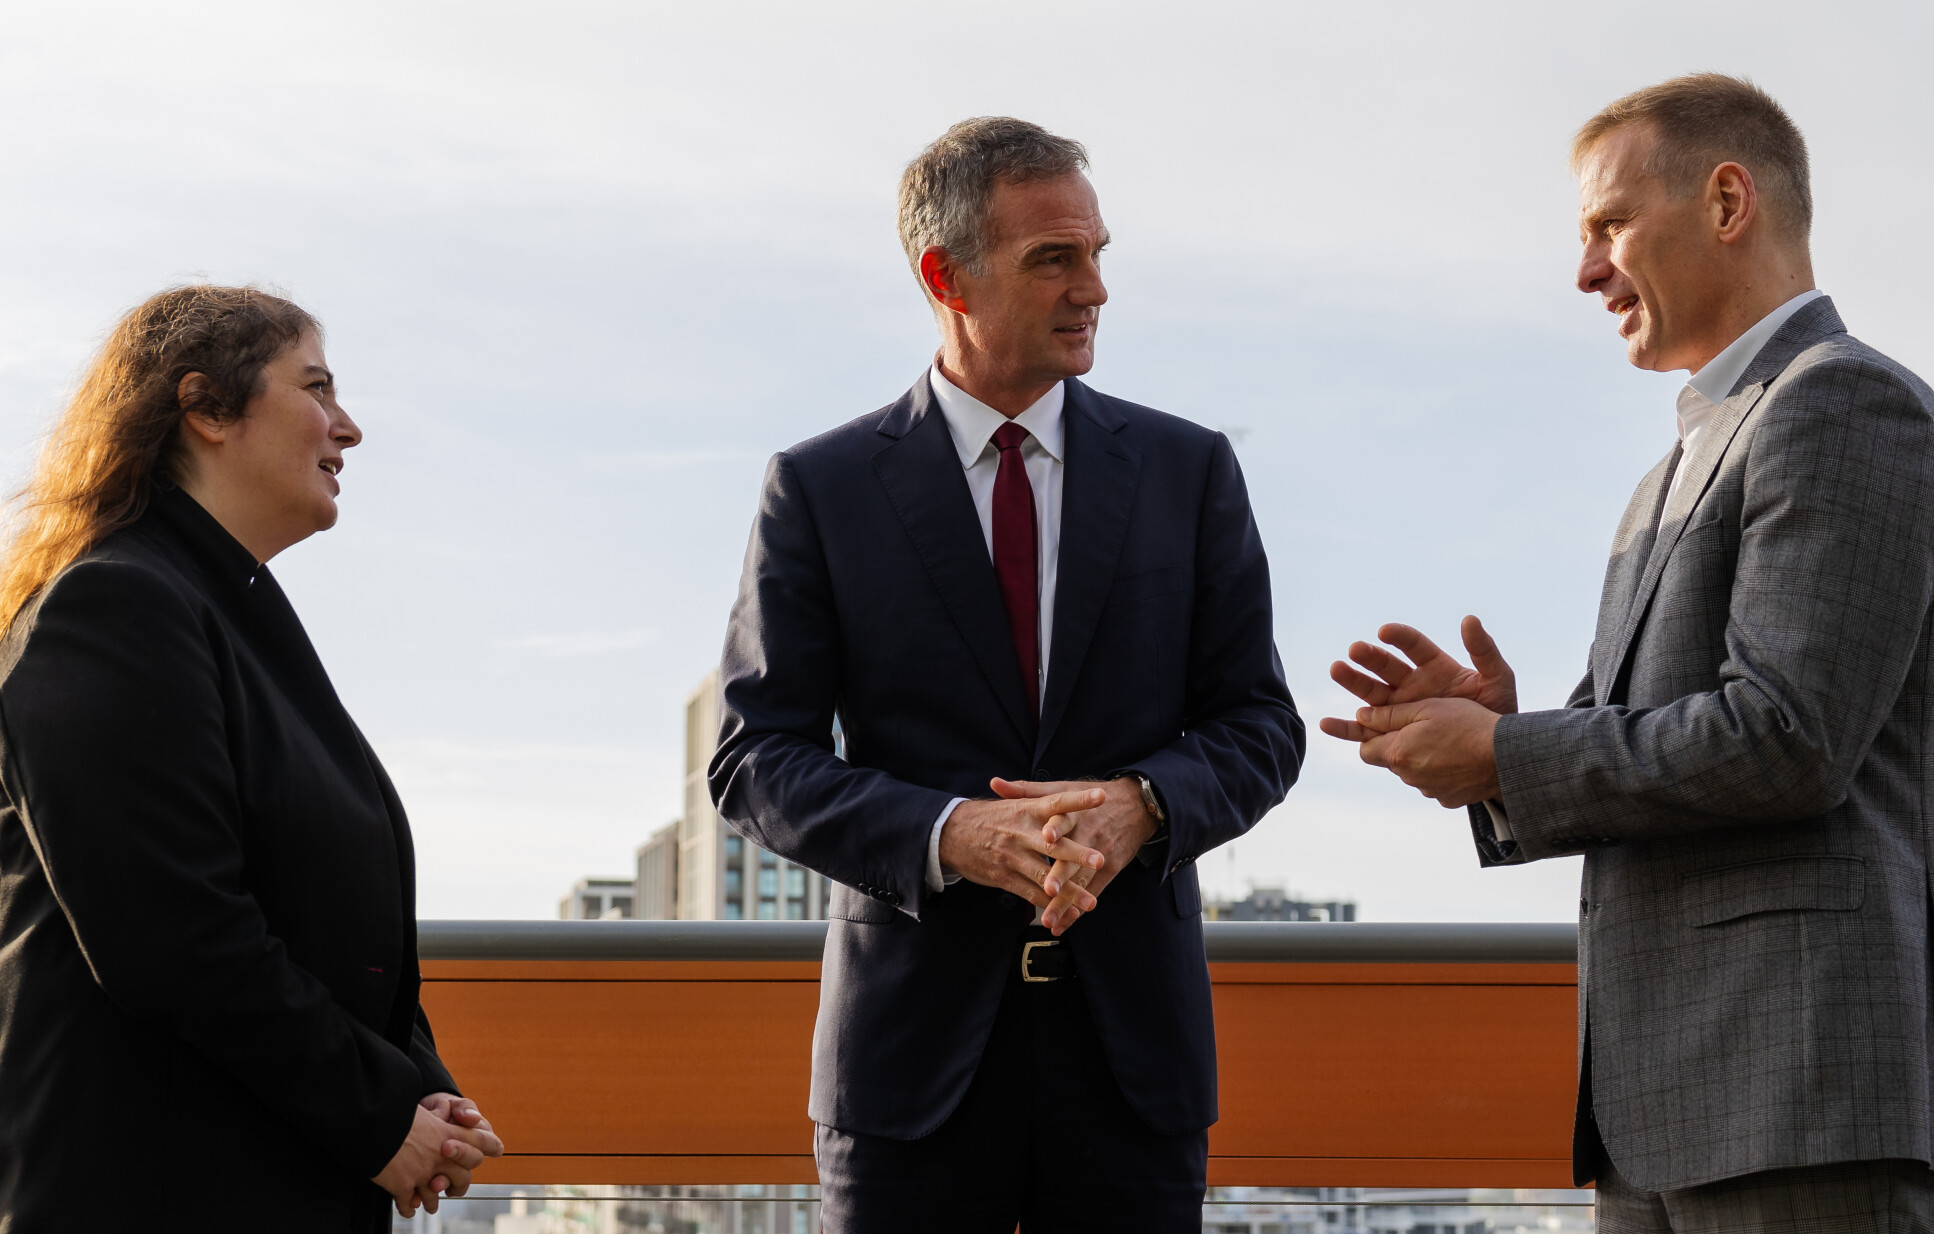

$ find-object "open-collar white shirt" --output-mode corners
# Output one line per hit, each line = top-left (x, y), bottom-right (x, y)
(920, 363), (1068, 897)
(1662, 289), (1824, 521)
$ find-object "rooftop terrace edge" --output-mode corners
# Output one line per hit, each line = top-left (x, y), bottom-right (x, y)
(417, 920), (1578, 964)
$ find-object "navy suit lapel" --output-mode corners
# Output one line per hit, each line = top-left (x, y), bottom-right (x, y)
(1036, 380), (1139, 759)
(871, 377), (1035, 746)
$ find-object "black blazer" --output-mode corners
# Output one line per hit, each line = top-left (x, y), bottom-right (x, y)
(0, 487), (455, 1232)
(711, 375), (1303, 1139)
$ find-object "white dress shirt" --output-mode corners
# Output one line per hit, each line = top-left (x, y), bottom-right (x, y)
(921, 363), (1067, 894)
(1661, 289), (1825, 523)
(1486, 289), (1825, 846)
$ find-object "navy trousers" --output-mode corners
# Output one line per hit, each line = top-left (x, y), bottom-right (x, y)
(815, 930), (1208, 1233)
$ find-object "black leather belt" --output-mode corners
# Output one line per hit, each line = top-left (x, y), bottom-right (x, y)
(1017, 930), (1077, 982)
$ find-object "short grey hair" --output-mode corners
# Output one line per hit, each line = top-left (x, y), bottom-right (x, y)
(897, 117), (1089, 280)
(1573, 73), (1812, 240)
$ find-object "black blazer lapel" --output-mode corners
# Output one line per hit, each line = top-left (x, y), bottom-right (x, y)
(1036, 380), (1140, 758)
(871, 377), (1035, 745)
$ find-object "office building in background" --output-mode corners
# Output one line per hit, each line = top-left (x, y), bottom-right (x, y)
(559, 670), (830, 923)
(634, 820), (678, 920)
(1205, 887), (1356, 923)
(679, 670), (828, 920)
(558, 877), (635, 921)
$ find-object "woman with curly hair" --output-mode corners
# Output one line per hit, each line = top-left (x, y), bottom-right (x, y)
(0, 285), (502, 1230)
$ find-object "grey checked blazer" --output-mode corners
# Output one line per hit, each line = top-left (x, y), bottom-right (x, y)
(1472, 297), (1934, 1192)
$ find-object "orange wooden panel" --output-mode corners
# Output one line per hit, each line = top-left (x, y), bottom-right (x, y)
(424, 980), (818, 1155)
(422, 961), (1580, 1187)
(423, 960), (821, 983)
(1208, 962), (1577, 986)
(1208, 982), (1577, 1160)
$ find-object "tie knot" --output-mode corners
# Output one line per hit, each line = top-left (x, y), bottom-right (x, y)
(993, 422), (1029, 452)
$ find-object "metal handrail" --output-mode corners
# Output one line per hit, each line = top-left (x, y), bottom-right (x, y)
(418, 920), (1577, 964)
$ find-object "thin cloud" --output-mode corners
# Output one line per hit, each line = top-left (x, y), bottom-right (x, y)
(582, 449), (764, 472)
(497, 628), (658, 657)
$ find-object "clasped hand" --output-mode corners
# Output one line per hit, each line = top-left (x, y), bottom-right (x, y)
(1318, 616), (1517, 810)
(939, 776), (1159, 935)
(372, 1092), (506, 1218)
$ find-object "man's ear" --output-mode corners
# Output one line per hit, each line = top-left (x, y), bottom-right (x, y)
(918, 247), (970, 314)
(176, 373), (228, 445)
(1709, 161), (1758, 245)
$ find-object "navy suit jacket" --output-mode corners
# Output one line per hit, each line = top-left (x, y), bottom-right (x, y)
(710, 374), (1303, 1138)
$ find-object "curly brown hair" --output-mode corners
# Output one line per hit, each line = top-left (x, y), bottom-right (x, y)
(0, 284), (319, 633)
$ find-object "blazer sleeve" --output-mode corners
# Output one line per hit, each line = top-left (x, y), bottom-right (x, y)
(1465, 659), (1595, 868)
(1491, 359), (1934, 860)
(709, 452), (956, 915)
(409, 1007), (459, 1097)
(1122, 433), (1306, 873)
(0, 560), (422, 1178)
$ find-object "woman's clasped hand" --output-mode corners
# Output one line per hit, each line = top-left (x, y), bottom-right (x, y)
(374, 1094), (506, 1218)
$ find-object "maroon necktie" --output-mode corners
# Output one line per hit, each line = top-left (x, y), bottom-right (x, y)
(990, 422), (1039, 720)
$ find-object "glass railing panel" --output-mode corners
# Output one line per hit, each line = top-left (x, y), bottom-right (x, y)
(391, 1184), (1596, 1233)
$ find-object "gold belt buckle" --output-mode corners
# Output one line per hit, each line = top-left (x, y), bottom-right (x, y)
(1021, 939), (1060, 983)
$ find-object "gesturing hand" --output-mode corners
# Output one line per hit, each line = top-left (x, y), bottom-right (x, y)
(992, 776), (1159, 933)
(373, 1101), (505, 1218)
(939, 785), (1110, 932)
(1344, 697), (1503, 810)
(1321, 615), (1517, 730)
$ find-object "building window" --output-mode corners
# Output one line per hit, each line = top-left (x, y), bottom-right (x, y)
(726, 835), (743, 863)
(786, 867), (805, 897)
(785, 899), (805, 920)
(609, 896), (632, 918)
(757, 900), (777, 920)
(758, 868), (778, 898)
(581, 895), (601, 918)
(759, 849), (777, 868)
(725, 868), (742, 900)
(724, 901), (743, 920)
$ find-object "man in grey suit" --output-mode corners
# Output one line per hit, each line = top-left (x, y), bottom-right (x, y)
(1323, 74), (1934, 1231)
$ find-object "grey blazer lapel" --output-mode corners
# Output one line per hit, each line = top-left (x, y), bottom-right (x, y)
(1593, 447), (1677, 704)
(1597, 295), (1848, 691)
(1601, 381), (1768, 692)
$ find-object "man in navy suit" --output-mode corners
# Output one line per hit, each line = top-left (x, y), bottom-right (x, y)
(710, 117), (1303, 1232)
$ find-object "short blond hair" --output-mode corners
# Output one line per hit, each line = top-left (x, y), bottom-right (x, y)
(1573, 73), (1811, 239)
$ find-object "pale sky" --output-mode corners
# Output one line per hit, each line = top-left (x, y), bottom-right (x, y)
(3, 1), (1929, 919)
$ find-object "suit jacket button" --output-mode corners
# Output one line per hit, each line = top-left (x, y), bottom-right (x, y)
(883, 891), (901, 906)
(1034, 768), (1048, 778)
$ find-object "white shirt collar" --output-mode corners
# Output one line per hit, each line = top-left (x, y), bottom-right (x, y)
(928, 363), (1066, 468)
(1676, 289), (1825, 442)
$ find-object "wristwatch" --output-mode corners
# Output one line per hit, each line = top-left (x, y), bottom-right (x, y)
(1132, 772), (1167, 824)
(1132, 772), (1171, 856)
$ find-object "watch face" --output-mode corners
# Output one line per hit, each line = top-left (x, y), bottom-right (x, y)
(1138, 775), (1165, 820)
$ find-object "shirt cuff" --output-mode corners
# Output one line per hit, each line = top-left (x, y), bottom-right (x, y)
(1482, 799), (1514, 843)
(926, 798), (967, 893)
